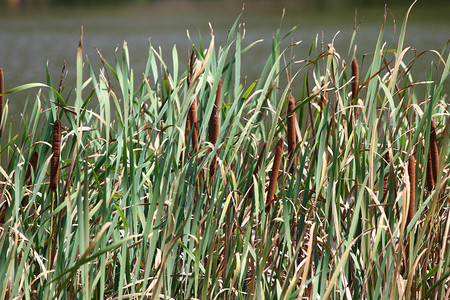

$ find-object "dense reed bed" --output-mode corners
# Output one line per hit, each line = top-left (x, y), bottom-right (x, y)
(0, 4), (449, 299)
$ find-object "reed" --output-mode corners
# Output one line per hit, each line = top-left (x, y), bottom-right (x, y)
(407, 155), (415, 226)
(266, 138), (283, 211)
(287, 96), (297, 171)
(50, 120), (61, 190)
(209, 79), (222, 175)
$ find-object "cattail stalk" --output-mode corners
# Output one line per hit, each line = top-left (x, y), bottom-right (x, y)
(50, 120), (61, 190)
(209, 79), (222, 175)
(266, 138), (283, 211)
(351, 58), (360, 119)
(287, 96), (297, 171)
(407, 155), (415, 226)
(0, 68), (4, 136)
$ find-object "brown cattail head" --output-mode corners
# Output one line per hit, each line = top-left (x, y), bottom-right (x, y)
(50, 120), (61, 190)
(430, 119), (439, 185)
(287, 96), (297, 171)
(185, 109), (192, 147)
(209, 79), (222, 176)
(425, 119), (439, 192)
(188, 99), (199, 151)
(0, 68), (4, 135)
(351, 58), (359, 100)
(209, 79), (222, 145)
(266, 138), (284, 211)
(407, 155), (416, 226)
(25, 151), (39, 185)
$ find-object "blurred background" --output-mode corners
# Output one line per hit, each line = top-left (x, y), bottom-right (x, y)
(0, 0), (449, 117)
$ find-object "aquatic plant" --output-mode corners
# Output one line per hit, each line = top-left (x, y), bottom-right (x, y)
(0, 3), (449, 299)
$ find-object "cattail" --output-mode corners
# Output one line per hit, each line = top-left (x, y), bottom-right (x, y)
(0, 68), (4, 135)
(425, 119), (439, 191)
(185, 109), (192, 147)
(188, 99), (199, 151)
(287, 96), (297, 171)
(209, 79), (222, 175)
(266, 138), (283, 211)
(24, 151), (39, 185)
(430, 119), (439, 185)
(351, 58), (359, 100)
(351, 58), (360, 119)
(407, 155), (415, 226)
(50, 120), (61, 190)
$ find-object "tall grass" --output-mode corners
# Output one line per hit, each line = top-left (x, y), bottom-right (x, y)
(0, 3), (449, 299)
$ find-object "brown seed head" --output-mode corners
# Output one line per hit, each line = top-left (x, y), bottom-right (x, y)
(266, 138), (284, 211)
(287, 96), (297, 169)
(25, 151), (39, 185)
(430, 119), (439, 185)
(209, 79), (222, 145)
(351, 58), (359, 100)
(189, 99), (199, 151)
(50, 120), (61, 190)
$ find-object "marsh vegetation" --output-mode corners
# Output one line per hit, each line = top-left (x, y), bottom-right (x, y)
(0, 3), (449, 299)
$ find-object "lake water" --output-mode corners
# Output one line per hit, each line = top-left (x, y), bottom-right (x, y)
(1, 1), (449, 117)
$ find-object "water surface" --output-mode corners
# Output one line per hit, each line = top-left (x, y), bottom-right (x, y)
(1, 1), (449, 117)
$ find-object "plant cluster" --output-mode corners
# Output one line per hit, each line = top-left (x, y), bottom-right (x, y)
(0, 4), (449, 299)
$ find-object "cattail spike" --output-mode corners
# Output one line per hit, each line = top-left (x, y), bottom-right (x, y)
(209, 79), (222, 176)
(209, 79), (221, 145)
(425, 119), (439, 192)
(25, 151), (39, 185)
(351, 58), (359, 100)
(189, 99), (199, 151)
(407, 155), (415, 226)
(50, 120), (61, 190)
(287, 96), (297, 171)
(266, 138), (284, 211)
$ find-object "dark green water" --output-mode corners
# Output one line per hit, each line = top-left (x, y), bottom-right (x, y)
(1, 1), (449, 117)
